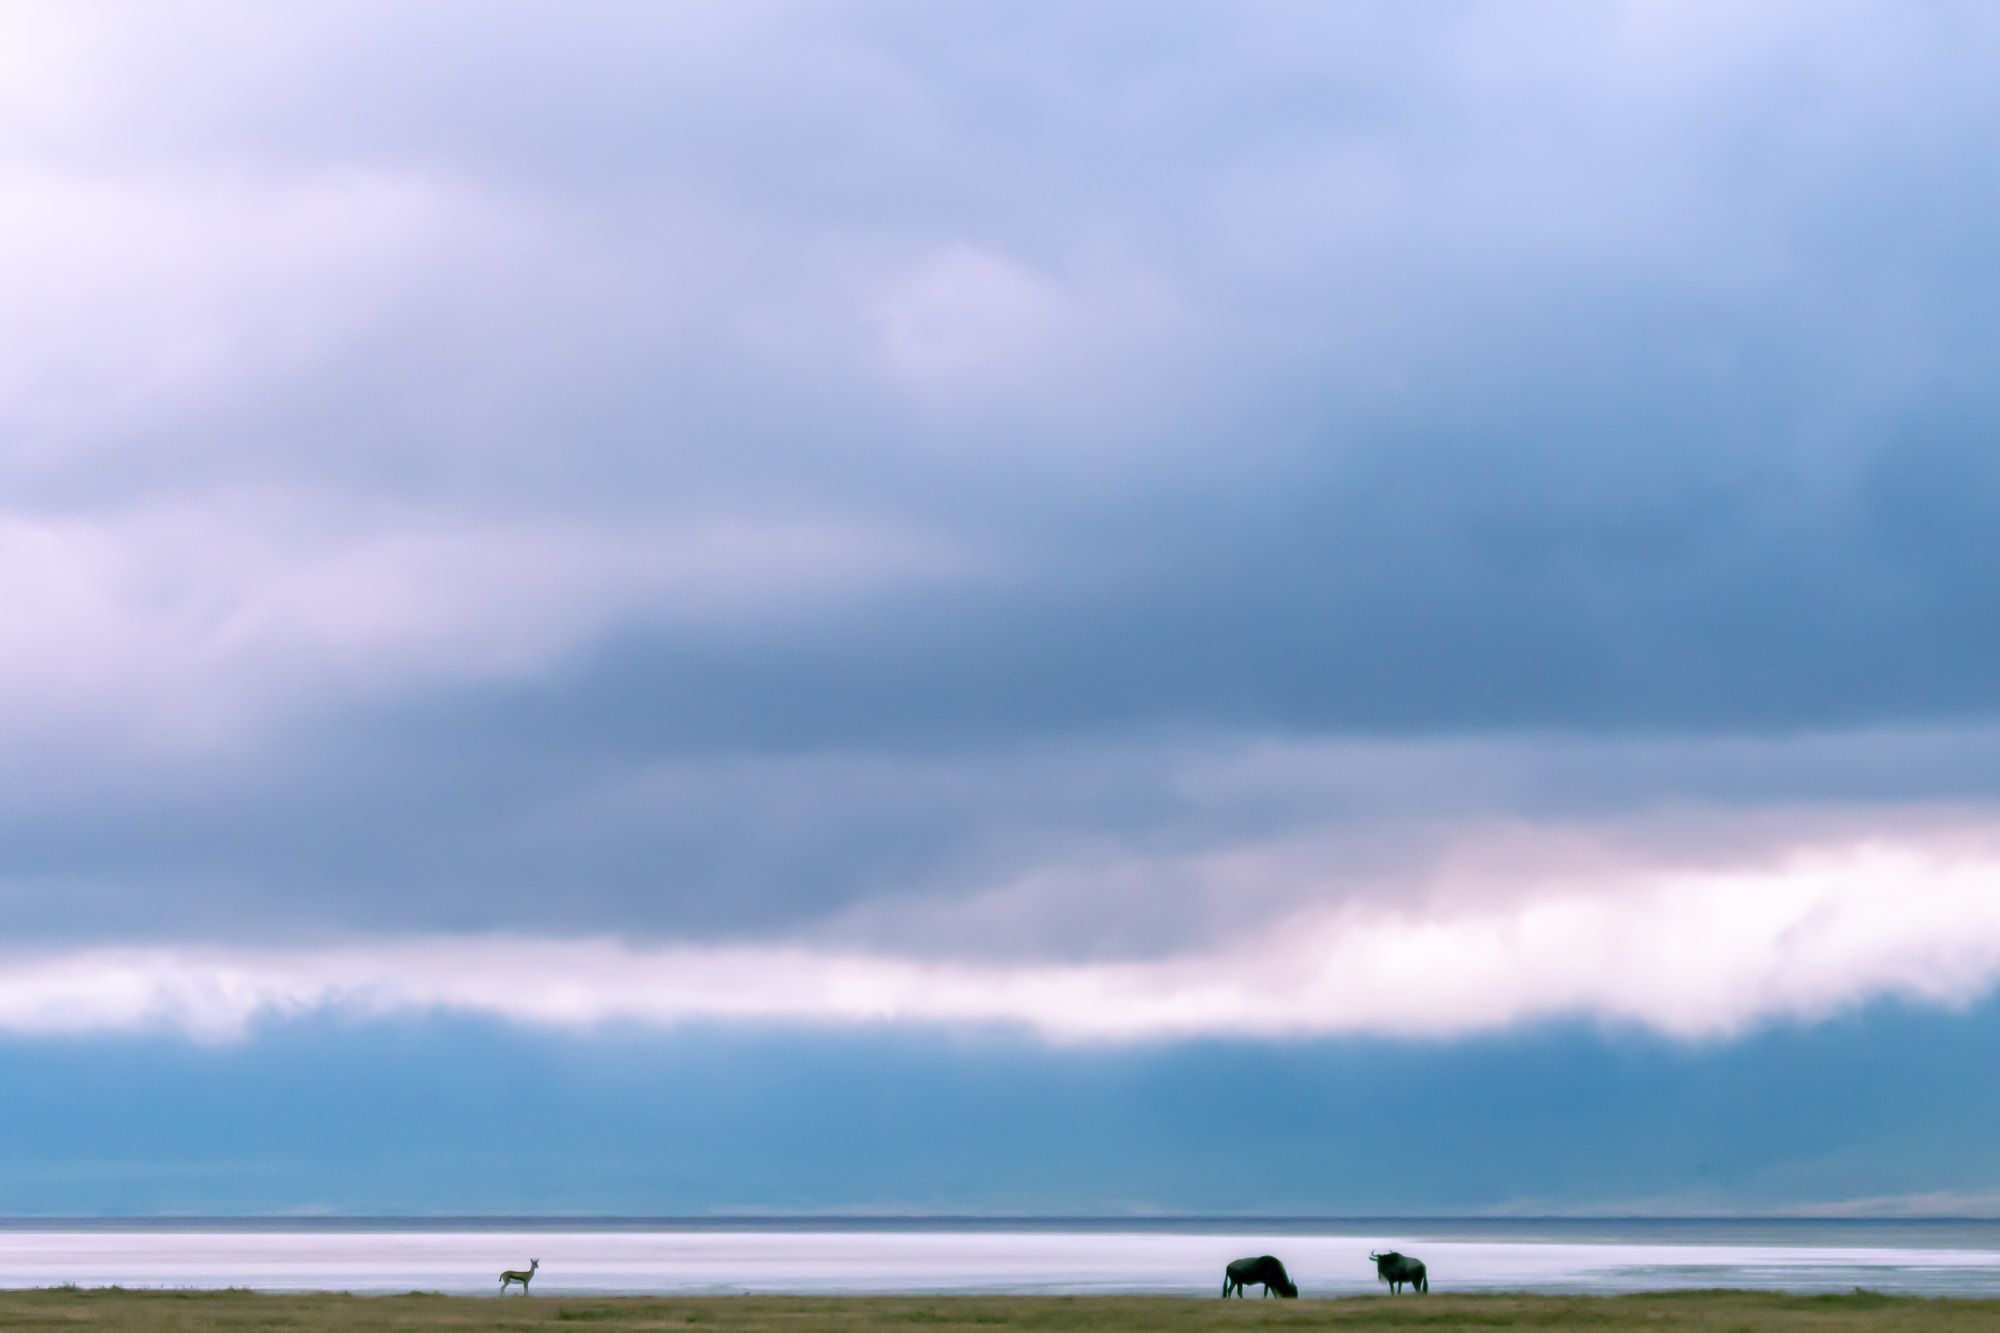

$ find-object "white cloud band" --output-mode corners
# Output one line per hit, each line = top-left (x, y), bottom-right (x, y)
(7, 841), (1999, 1044)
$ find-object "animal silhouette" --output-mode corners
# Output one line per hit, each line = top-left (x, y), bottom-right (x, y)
(1222, 1254), (1297, 1297)
(1369, 1250), (1427, 1293)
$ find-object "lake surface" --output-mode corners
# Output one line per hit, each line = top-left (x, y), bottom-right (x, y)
(1, 1218), (1999, 1296)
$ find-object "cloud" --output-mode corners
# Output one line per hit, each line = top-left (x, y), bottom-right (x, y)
(2, 1), (2000, 1048)
(7, 1), (2000, 742)
(5, 834), (1999, 1043)
(0, 495), (966, 754)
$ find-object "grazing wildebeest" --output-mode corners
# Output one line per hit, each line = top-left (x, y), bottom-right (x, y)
(1222, 1255), (1298, 1298)
(1368, 1250), (1427, 1293)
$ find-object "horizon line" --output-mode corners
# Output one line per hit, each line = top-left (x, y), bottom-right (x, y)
(1, 1213), (1997, 1226)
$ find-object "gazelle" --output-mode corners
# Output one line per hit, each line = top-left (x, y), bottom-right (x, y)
(499, 1258), (540, 1294)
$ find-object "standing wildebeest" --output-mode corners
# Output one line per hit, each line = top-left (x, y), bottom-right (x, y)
(1222, 1255), (1298, 1298)
(1368, 1250), (1427, 1293)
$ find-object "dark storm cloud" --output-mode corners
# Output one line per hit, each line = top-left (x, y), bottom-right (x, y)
(5, 1), (2000, 956)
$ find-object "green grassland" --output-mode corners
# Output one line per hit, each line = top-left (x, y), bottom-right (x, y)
(0, 1290), (1994, 1333)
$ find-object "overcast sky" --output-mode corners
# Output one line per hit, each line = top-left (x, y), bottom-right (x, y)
(5, 0), (2000, 1214)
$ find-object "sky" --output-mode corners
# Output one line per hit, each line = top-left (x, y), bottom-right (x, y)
(3, 0), (2000, 1215)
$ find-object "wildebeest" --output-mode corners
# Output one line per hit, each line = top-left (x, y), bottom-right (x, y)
(1368, 1250), (1427, 1293)
(1222, 1254), (1298, 1298)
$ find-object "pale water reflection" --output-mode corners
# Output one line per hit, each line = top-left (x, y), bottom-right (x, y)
(1, 1223), (1999, 1296)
